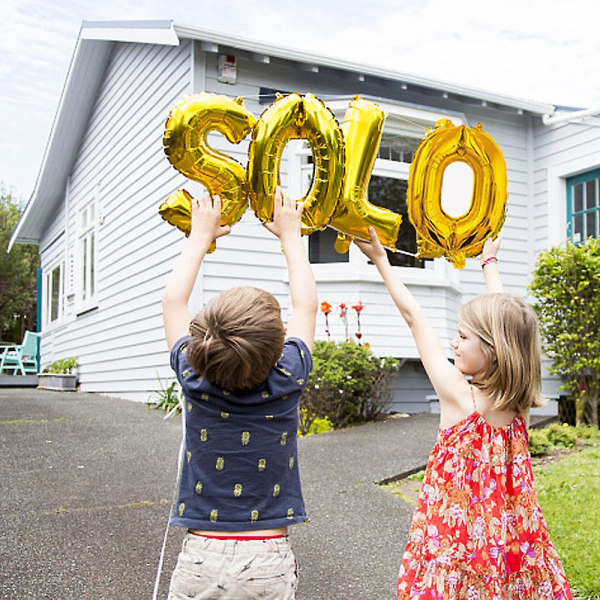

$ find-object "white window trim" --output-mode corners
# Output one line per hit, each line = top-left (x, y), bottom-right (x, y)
(43, 260), (65, 329)
(75, 199), (99, 314)
(288, 98), (466, 288)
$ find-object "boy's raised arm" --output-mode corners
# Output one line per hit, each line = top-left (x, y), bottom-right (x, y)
(263, 188), (317, 351)
(162, 194), (231, 350)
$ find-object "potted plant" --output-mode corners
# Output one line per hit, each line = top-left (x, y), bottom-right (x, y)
(37, 357), (79, 391)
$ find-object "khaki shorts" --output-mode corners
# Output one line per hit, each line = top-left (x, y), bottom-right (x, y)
(168, 533), (298, 600)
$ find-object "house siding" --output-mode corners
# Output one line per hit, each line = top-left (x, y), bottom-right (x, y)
(39, 40), (193, 400)
(35, 34), (567, 412)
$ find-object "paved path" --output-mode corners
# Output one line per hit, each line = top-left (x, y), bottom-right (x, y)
(0, 389), (546, 599)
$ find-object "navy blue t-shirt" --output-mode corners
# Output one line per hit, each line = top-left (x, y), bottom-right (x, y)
(169, 336), (312, 531)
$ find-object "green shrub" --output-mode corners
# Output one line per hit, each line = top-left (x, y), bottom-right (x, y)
(43, 357), (79, 374)
(298, 412), (333, 436)
(299, 340), (399, 434)
(545, 423), (578, 449)
(574, 424), (600, 441)
(529, 428), (553, 456)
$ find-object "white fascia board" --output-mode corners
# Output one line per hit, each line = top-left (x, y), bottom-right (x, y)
(173, 24), (554, 115)
(81, 20), (180, 46)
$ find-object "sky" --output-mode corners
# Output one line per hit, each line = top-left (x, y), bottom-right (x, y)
(2, 0), (600, 202)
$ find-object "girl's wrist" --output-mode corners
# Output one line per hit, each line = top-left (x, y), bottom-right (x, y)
(481, 256), (498, 268)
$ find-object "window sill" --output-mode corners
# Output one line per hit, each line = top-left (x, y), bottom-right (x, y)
(310, 261), (461, 292)
(75, 302), (99, 317)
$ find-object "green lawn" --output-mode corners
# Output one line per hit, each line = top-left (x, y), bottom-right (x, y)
(534, 444), (600, 599)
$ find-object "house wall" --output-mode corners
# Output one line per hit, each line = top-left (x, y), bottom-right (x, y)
(40, 39), (194, 400)
(39, 36), (556, 411)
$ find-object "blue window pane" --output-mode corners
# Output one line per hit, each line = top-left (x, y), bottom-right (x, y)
(586, 180), (597, 210)
(574, 213), (583, 241)
(586, 211), (596, 238)
(574, 183), (583, 212)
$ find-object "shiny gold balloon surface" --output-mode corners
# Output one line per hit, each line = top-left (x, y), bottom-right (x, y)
(328, 97), (402, 251)
(162, 93), (257, 230)
(247, 93), (344, 233)
(158, 189), (216, 253)
(407, 119), (507, 268)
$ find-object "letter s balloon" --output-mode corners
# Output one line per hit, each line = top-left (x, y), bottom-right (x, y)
(160, 93), (257, 242)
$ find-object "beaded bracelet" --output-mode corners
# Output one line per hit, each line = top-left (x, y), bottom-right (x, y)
(481, 256), (498, 268)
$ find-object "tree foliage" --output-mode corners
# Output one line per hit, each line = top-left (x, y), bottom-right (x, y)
(0, 187), (39, 342)
(529, 238), (600, 426)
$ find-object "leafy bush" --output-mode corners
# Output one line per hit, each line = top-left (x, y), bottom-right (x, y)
(298, 411), (333, 436)
(529, 428), (553, 456)
(299, 340), (399, 434)
(545, 423), (577, 449)
(43, 357), (79, 374)
(529, 238), (600, 426)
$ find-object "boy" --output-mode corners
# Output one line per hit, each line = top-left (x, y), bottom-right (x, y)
(162, 187), (317, 599)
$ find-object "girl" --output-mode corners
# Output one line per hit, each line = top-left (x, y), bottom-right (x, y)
(354, 229), (571, 599)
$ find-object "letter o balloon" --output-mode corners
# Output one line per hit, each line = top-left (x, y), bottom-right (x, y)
(407, 119), (507, 268)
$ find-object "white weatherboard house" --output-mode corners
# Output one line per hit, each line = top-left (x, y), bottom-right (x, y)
(11, 20), (600, 412)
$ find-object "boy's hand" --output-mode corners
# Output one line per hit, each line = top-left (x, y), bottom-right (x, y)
(189, 194), (231, 243)
(262, 187), (303, 241)
(354, 227), (389, 266)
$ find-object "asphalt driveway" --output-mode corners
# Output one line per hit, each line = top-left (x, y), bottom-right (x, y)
(0, 388), (444, 599)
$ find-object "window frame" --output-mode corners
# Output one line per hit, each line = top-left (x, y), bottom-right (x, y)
(43, 260), (65, 329)
(76, 200), (98, 314)
(566, 168), (600, 244)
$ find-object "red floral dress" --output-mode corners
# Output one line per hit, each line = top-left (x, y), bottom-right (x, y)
(397, 397), (572, 599)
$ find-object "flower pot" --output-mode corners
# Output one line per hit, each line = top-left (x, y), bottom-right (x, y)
(37, 373), (78, 392)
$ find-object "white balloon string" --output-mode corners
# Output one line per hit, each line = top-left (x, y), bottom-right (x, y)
(152, 390), (186, 600)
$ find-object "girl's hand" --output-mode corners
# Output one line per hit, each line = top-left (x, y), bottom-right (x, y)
(263, 186), (303, 241)
(481, 236), (501, 262)
(354, 227), (389, 265)
(189, 194), (231, 242)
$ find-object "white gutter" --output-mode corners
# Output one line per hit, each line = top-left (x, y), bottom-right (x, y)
(542, 106), (600, 126)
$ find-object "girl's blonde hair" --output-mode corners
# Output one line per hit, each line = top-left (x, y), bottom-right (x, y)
(458, 293), (545, 412)
(187, 286), (285, 391)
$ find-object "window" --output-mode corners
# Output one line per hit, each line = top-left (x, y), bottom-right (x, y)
(44, 262), (64, 326)
(308, 137), (425, 267)
(78, 202), (96, 307)
(567, 169), (600, 243)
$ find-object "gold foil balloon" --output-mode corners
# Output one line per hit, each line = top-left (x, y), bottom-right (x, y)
(161, 93), (257, 237)
(328, 97), (402, 253)
(247, 93), (344, 233)
(407, 119), (507, 268)
(158, 189), (216, 252)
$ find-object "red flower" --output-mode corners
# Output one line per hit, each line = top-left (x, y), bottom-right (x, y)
(320, 301), (332, 315)
(351, 301), (364, 313)
(339, 303), (348, 318)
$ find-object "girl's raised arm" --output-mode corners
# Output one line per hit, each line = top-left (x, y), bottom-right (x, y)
(480, 236), (503, 293)
(354, 228), (470, 413)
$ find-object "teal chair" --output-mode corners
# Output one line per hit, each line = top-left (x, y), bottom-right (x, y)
(0, 331), (39, 375)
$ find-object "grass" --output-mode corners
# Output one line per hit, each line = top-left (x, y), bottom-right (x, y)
(535, 444), (600, 599)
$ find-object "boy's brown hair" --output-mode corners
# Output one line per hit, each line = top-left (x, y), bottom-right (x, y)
(187, 286), (285, 391)
(459, 293), (545, 413)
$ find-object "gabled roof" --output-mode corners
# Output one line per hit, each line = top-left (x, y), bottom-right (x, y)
(10, 19), (556, 249)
